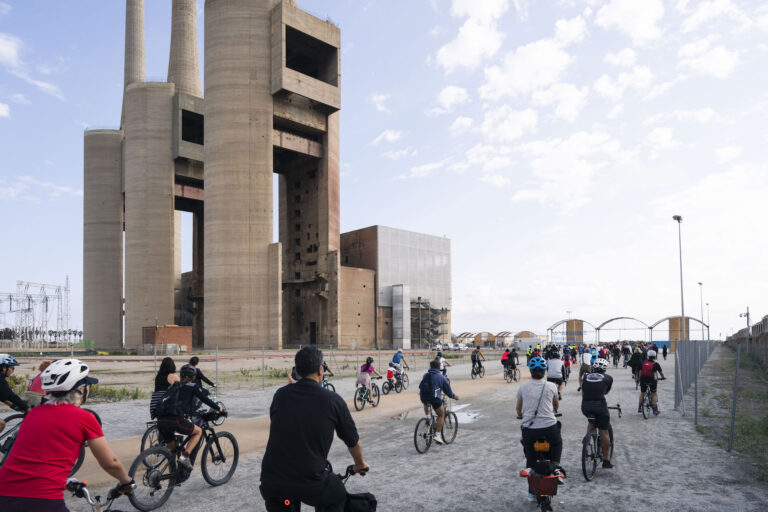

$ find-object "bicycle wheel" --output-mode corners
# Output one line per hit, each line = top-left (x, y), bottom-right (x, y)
(140, 424), (164, 468)
(514, 368), (521, 381)
(608, 425), (614, 461)
(382, 381), (391, 395)
(394, 380), (403, 393)
(201, 431), (239, 486)
(479, 367), (485, 378)
(69, 446), (86, 476)
(128, 447), (176, 511)
(353, 387), (366, 411)
(471, 368), (477, 379)
(326, 382), (335, 393)
(0, 413), (25, 468)
(642, 395), (650, 419)
(401, 373), (409, 389)
(414, 418), (432, 454)
(581, 435), (597, 481)
(504, 370), (512, 383)
(442, 411), (458, 444)
(371, 384), (380, 407)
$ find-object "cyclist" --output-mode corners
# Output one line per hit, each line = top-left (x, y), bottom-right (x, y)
(621, 343), (631, 368)
(156, 364), (225, 471)
(434, 351), (451, 377)
(628, 348), (644, 382)
(150, 357), (179, 419)
(188, 356), (215, 389)
(577, 347), (593, 392)
(0, 358), (134, 511)
(510, 347), (520, 365)
(471, 346), (485, 375)
(0, 355), (28, 413)
(638, 350), (665, 416)
(261, 347), (369, 511)
(391, 348), (410, 374)
(546, 350), (565, 400)
(581, 357), (614, 468)
(356, 357), (382, 404)
(501, 348), (511, 378)
(418, 360), (459, 445)
(611, 344), (620, 367)
(516, 356), (563, 500)
(561, 349), (571, 382)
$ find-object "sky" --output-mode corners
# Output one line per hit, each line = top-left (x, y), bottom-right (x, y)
(1, 0), (767, 342)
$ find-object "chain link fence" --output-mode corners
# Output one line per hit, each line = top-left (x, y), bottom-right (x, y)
(674, 339), (716, 415)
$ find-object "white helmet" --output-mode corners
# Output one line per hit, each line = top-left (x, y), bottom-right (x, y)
(41, 358), (98, 393)
(397, 348), (403, 353)
(647, 350), (657, 359)
(592, 358), (609, 372)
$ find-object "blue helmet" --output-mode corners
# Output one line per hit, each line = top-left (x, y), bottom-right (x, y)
(528, 356), (547, 371)
(0, 354), (19, 367)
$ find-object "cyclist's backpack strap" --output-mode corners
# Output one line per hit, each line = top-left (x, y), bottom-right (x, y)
(345, 491), (377, 512)
(156, 382), (184, 417)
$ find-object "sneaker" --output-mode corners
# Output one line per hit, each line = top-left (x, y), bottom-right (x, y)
(178, 455), (192, 471)
(637, 405), (643, 413)
(553, 468), (565, 484)
(434, 437), (445, 445)
(602, 460), (613, 469)
(558, 392), (562, 400)
(526, 492), (536, 502)
(653, 409), (660, 416)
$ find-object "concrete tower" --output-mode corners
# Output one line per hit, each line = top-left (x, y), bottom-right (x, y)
(124, 0), (145, 87)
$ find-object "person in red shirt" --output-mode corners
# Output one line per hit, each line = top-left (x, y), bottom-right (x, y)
(24, 360), (51, 407)
(0, 358), (134, 512)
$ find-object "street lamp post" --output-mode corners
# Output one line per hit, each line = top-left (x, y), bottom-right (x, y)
(698, 282), (704, 340)
(673, 215), (686, 413)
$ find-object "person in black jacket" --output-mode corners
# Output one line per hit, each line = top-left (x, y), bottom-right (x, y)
(0, 354), (28, 413)
(188, 356), (215, 388)
(261, 347), (369, 512)
(156, 364), (224, 471)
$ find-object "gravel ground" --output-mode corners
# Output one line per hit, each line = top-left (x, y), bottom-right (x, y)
(65, 356), (768, 512)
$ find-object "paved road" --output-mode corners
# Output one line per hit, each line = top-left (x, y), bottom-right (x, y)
(67, 350), (768, 511)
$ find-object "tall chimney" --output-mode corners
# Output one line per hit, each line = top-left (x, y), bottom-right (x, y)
(168, 0), (201, 97)
(124, 0), (145, 87)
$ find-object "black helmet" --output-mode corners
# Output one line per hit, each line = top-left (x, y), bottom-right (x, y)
(365, 356), (374, 364)
(180, 364), (197, 379)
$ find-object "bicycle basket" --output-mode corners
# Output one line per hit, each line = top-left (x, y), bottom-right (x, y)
(527, 474), (559, 496)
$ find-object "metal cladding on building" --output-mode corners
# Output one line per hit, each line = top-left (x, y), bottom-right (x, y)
(83, 0), (451, 350)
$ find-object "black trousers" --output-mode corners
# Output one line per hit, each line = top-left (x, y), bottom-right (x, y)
(521, 422), (563, 467)
(261, 472), (346, 512)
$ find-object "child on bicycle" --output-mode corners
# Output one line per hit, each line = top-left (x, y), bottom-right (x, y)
(418, 360), (459, 445)
(156, 365), (226, 471)
(356, 357), (382, 403)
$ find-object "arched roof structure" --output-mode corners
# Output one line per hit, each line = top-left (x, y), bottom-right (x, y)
(649, 316), (708, 329)
(547, 319), (598, 332)
(514, 330), (537, 338)
(596, 317), (650, 329)
(496, 331), (513, 337)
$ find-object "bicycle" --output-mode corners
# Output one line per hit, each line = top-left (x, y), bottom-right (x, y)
(0, 407), (101, 475)
(639, 378), (665, 419)
(65, 478), (134, 512)
(353, 376), (381, 411)
(269, 463), (372, 511)
(413, 396), (458, 453)
(141, 398), (226, 459)
(581, 404), (621, 481)
(381, 377), (402, 394)
(128, 410), (238, 511)
(470, 363), (485, 379)
(519, 413), (565, 512)
(321, 374), (335, 393)
(504, 365), (520, 383)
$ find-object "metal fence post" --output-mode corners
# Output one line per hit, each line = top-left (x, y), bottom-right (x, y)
(153, 343), (157, 374)
(694, 340), (698, 425)
(215, 344), (219, 394)
(727, 342), (741, 451)
(262, 346), (265, 390)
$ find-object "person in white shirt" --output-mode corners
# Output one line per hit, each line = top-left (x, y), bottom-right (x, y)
(546, 350), (565, 399)
(578, 348), (593, 391)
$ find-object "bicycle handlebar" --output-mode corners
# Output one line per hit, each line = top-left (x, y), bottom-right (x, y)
(339, 464), (369, 482)
(607, 404), (622, 418)
(66, 479), (98, 506)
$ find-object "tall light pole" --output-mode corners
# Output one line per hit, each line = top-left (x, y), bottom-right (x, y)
(706, 302), (710, 340)
(673, 215), (686, 413)
(698, 282), (704, 340)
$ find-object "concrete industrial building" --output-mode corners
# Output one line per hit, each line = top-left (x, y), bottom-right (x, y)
(83, 0), (451, 350)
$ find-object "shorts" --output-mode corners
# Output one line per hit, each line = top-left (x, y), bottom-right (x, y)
(547, 377), (562, 386)
(579, 363), (591, 376)
(421, 397), (443, 410)
(581, 402), (611, 430)
(639, 378), (657, 393)
(157, 415), (196, 443)
(0, 496), (69, 512)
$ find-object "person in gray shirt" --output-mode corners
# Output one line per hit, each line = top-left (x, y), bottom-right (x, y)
(516, 356), (562, 471)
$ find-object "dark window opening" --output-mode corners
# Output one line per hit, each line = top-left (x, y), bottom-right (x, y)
(306, 247), (312, 253)
(285, 26), (338, 87)
(181, 110), (204, 145)
(344, 256), (349, 264)
(294, 181), (301, 189)
(295, 209), (301, 217)
(308, 170), (316, 179)
(294, 252), (300, 261)
(294, 195), (301, 203)
(295, 272), (301, 279)
(294, 289), (301, 297)
(307, 260), (317, 266)
(295, 223), (301, 232)
(295, 238), (301, 245)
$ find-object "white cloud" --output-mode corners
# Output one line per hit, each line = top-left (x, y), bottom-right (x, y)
(436, 0), (509, 72)
(512, 131), (626, 209)
(381, 148), (417, 160)
(10, 93), (28, 104)
(681, 0), (751, 33)
(715, 146), (742, 164)
(369, 93), (391, 113)
(480, 173), (512, 187)
(674, 108), (715, 123)
(604, 48), (636, 67)
(0, 3), (10, 17)
(408, 158), (452, 178)
(431, 85), (469, 115)
(595, 0), (664, 46)
(554, 15), (587, 46)
(0, 175), (83, 201)
(646, 127), (679, 155)
(371, 129), (402, 145)
(758, 7), (768, 32)
(512, 0), (530, 21)
(480, 106), (538, 142)
(678, 41), (738, 78)
(593, 66), (653, 101)
(607, 103), (624, 119)
(450, 116), (474, 136)
(0, 102), (9, 118)
(10, 70), (66, 101)
(0, 32), (22, 68)
(531, 83), (589, 122)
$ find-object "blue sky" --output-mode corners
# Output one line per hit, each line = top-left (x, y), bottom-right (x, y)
(1, 0), (767, 340)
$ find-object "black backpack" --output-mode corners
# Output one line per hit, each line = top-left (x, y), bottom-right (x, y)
(156, 382), (184, 417)
(345, 492), (377, 511)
